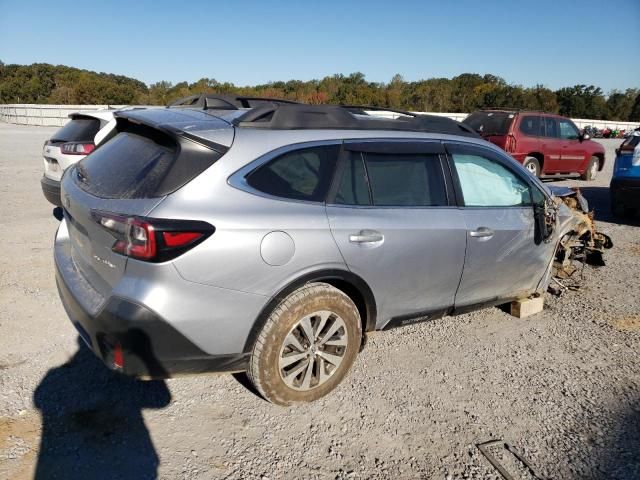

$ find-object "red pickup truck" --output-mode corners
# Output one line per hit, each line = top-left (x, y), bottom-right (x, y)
(463, 110), (605, 180)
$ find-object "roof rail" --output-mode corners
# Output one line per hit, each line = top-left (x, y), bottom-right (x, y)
(167, 94), (302, 111)
(232, 104), (479, 137)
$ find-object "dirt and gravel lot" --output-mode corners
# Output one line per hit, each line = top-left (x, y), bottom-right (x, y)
(0, 122), (639, 480)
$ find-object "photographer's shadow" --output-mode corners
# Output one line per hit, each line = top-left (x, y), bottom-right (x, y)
(33, 337), (171, 480)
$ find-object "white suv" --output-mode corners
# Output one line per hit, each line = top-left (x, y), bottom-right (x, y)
(41, 110), (117, 206)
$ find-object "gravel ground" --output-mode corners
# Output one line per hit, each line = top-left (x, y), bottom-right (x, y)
(0, 123), (639, 480)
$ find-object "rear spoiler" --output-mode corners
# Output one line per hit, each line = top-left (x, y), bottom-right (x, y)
(112, 110), (233, 153)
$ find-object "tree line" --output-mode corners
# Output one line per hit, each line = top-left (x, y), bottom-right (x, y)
(1, 62), (638, 121)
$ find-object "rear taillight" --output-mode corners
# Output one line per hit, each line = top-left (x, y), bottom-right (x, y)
(505, 134), (517, 153)
(92, 211), (214, 262)
(61, 142), (95, 155)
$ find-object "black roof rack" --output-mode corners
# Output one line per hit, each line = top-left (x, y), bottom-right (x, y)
(480, 107), (547, 114)
(167, 94), (301, 111)
(232, 104), (479, 137)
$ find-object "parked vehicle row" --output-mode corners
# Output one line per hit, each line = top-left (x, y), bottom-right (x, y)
(51, 102), (610, 404)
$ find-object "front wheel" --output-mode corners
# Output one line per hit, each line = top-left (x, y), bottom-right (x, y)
(581, 157), (599, 181)
(248, 283), (362, 405)
(523, 157), (541, 177)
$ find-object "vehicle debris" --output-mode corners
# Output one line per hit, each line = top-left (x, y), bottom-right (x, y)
(547, 187), (613, 294)
(477, 439), (547, 480)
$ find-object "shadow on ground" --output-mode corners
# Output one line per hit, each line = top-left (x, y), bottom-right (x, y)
(598, 400), (640, 479)
(33, 338), (171, 480)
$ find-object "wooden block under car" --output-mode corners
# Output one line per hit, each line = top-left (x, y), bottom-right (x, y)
(510, 297), (544, 318)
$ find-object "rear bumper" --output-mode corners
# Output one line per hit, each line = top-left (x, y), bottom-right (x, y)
(41, 175), (62, 207)
(55, 260), (249, 378)
(610, 177), (640, 208)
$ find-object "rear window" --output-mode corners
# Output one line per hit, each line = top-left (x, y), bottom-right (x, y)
(52, 117), (101, 142)
(74, 128), (223, 199)
(519, 116), (542, 136)
(620, 134), (640, 151)
(247, 145), (340, 202)
(463, 112), (514, 136)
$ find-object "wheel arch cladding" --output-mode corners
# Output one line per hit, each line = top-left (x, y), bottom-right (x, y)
(242, 269), (377, 353)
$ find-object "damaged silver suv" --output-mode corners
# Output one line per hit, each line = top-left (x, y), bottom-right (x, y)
(53, 104), (610, 405)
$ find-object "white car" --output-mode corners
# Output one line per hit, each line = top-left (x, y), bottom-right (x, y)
(41, 110), (118, 206)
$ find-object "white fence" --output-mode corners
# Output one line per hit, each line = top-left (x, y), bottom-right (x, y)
(0, 104), (126, 126)
(1, 104), (638, 131)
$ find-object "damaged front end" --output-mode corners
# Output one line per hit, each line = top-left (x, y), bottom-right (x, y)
(546, 186), (613, 293)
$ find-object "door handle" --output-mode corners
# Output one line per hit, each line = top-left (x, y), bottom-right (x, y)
(469, 227), (494, 238)
(349, 231), (384, 243)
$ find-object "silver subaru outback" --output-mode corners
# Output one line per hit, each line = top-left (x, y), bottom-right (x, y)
(54, 104), (582, 405)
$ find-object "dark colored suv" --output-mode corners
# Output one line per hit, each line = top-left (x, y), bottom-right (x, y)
(463, 110), (605, 180)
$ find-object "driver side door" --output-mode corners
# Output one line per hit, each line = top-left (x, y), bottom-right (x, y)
(558, 118), (588, 172)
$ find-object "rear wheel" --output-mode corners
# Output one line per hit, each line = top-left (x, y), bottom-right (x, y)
(248, 283), (362, 405)
(581, 157), (599, 181)
(523, 157), (541, 177)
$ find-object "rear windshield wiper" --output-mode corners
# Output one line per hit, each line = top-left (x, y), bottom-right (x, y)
(76, 164), (89, 185)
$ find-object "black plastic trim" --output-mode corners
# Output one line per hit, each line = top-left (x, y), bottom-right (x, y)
(41, 175), (62, 207)
(452, 296), (520, 316)
(344, 141), (446, 154)
(233, 104), (480, 137)
(383, 307), (451, 330)
(55, 262), (248, 377)
(242, 269), (377, 352)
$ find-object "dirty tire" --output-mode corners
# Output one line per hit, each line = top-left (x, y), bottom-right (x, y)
(523, 157), (541, 177)
(581, 156), (599, 181)
(248, 282), (362, 406)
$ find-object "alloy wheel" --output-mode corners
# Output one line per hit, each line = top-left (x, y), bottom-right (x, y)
(278, 310), (348, 391)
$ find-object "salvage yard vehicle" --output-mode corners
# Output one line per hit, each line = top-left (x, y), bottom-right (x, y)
(53, 104), (610, 405)
(463, 110), (605, 180)
(41, 110), (116, 207)
(610, 131), (640, 217)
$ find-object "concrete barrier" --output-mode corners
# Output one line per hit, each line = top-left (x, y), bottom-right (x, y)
(1, 104), (638, 131)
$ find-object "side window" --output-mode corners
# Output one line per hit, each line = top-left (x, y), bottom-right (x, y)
(335, 154), (370, 205)
(543, 118), (558, 138)
(519, 116), (541, 136)
(452, 152), (531, 207)
(558, 119), (579, 140)
(247, 145), (339, 202)
(335, 152), (447, 207)
(364, 153), (447, 206)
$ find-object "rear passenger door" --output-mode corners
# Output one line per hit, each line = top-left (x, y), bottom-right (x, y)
(446, 143), (554, 309)
(326, 141), (467, 328)
(541, 116), (562, 172)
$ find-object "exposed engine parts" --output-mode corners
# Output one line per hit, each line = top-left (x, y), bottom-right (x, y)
(549, 187), (613, 294)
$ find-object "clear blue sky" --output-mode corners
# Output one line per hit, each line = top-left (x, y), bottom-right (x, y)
(1, 0), (638, 92)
